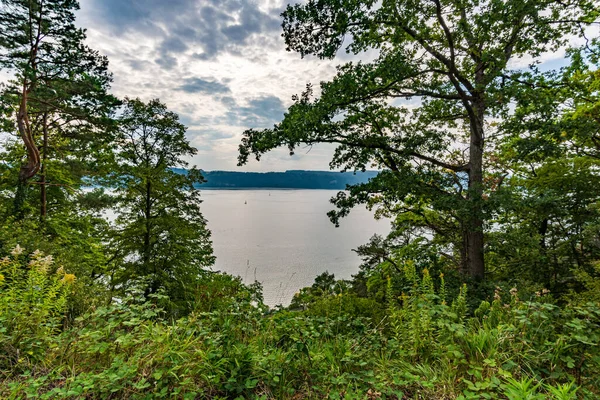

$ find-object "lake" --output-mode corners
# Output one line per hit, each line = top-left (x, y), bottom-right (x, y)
(200, 189), (390, 306)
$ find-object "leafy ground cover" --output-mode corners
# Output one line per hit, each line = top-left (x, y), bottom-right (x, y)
(1, 249), (598, 399)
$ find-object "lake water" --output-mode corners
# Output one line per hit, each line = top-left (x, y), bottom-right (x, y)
(200, 190), (390, 306)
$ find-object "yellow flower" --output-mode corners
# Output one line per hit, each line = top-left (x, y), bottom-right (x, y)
(62, 273), (76, 284)
(0, 274), (4, 283)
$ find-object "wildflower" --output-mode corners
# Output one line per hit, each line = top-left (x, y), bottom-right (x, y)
(0, 273), (4, 283)
(36, 255), (54, 272)
(10, 245), (24, 256)
(61, 273), (76, 284)
(56, 266), (65, 275)
(542, 288), (550, 295)
(535, 291), (541, 297)
(509, 287), (518, 296)
(494, 287), (502, 301)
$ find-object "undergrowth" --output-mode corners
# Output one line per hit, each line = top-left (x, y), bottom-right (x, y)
(1, 249), (599, 399)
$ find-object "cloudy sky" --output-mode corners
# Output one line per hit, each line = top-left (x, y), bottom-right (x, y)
(73, 0), (594, 172)
(75, 0), (343, 172)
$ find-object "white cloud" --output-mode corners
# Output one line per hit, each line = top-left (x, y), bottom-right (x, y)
(71, 0), (594, 172)
(75, 0), (338, 171)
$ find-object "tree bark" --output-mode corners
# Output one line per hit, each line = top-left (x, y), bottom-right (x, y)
(538, 218), (548, 250)
(143, 180), (152, 272)
(466, 92), (486, 280)
(460, 225), (469, 275)
(40, 112), (48, 221)
(14, 3), (43, 217)
(17, 87), (40, 181)
(13, 84), (41, 216)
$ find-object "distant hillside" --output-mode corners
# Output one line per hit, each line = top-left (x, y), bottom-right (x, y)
(172, 169), (379, 189)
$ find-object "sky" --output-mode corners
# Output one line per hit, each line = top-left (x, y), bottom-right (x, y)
(68, 1), (597, 172)
(76, 0), (342, 172)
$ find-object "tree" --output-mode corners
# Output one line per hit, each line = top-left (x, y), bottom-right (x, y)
(0, 0), (117, 218)
(109, 98), (214, 312)
(238, 0), (598, 279)
(0, 0), (118, 311)
(489, 43), (600, 290)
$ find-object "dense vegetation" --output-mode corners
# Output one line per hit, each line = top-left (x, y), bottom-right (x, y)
(1, 0), (599, 399)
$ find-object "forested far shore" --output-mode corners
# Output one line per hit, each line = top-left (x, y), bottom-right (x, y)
(180, 169), (379, 189)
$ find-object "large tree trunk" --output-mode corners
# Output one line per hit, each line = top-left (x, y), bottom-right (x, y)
(466, 95), (486, 280)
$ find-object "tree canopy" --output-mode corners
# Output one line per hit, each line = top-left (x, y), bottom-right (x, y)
(239, 0), (600, 279)
(0, 0), (118, 218)
(108, 98), (214, 313)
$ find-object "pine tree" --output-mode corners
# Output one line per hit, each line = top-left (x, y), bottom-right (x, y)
(0, 0), (117, 218)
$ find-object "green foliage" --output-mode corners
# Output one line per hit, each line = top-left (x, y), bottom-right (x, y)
(0, 215), (112, 315)
(191, 272), (265, 314)
(290, 271), (352, 309)
(1, 256), (598, 399)
(238, 0), (599, 280)
(487, 155), (600, 292)
(487, 43), (600, 294)
(108, 98), (214, 315)
(0, 247), (74, 371)
(0, 0), (118, 219)
(306, 295), (384, 323)
(568, 263), (600, 306)
(0, 1), (600, 399)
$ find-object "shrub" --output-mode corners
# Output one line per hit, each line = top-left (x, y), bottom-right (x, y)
(0, 246), (74, 371)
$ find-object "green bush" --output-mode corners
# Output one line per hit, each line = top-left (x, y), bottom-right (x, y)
(0, 246), (74, 371)
(1, 259), (599, 399)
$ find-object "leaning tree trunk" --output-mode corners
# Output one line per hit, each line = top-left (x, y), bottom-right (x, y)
(14, 84), (41, 217)
(13, 4), (43, 218)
